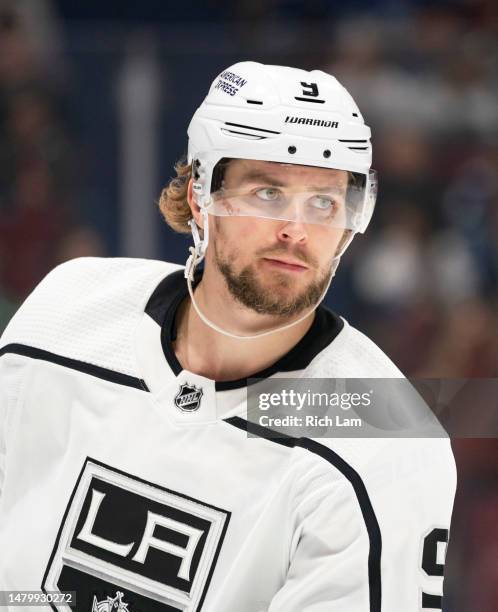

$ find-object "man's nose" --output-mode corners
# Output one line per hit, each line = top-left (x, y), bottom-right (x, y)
(276, 218), (308, 244)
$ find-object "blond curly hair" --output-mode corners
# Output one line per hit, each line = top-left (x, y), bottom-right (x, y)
(158, 157), (193, 234)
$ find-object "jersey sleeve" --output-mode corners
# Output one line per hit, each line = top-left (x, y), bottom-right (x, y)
(302, 322), (457, 609)
(0, 354), (28, 500)
(0, 360), (7, 497)
(372, 438), (457, 611)
(267, 460), (376, 611)
(0, 260), (75, 501)
(266, 437), (456, 612)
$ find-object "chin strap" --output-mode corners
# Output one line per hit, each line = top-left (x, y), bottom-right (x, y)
(184, 210), (209, 282)
(184, 212), (354, 340)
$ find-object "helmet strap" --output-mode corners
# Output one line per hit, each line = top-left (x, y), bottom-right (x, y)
(183, 222), (355, 340)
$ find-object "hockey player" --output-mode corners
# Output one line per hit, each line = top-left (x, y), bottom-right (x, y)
(0, 62), (455, 611)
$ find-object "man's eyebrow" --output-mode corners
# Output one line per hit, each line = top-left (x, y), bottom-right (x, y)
(236, 170), (287, 187)
(236, 170), (345, 191)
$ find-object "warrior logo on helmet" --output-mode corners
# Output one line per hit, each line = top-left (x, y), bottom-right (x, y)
(285, 116), (339, 127)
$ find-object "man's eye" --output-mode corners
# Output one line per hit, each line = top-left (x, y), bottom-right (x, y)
(310, 195), (335, 210)
(255, 188), (281, 201)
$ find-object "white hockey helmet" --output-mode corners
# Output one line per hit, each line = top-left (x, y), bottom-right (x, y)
(187, 61), (376, 240)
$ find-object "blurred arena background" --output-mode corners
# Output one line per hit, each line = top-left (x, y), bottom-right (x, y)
(0, 0), (496, 608)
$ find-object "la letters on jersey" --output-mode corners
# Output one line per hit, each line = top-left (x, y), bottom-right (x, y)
(42, 458), (230, 611)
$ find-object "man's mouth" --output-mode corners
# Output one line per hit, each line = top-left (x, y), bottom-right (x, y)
(262, 257), (309, 272)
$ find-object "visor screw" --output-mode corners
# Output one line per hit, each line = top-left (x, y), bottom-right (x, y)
(288, 145), (296, 154)
(323, 149), (331, 158)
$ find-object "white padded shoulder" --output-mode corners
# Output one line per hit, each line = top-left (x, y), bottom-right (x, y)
(0, 257), (182, 376)
(303, 318), (405, 379)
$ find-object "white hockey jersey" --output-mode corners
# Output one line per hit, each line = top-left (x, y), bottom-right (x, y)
(0, 257), (456, 612)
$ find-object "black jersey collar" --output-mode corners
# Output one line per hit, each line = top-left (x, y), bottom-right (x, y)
(144, 267), (344, 392)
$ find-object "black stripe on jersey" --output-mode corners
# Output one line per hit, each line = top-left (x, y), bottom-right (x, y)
(0, 344), (150, 391)
(224, 415), (382, 612)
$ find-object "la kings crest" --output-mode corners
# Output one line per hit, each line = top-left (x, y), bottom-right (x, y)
(42, 458), (230, 611)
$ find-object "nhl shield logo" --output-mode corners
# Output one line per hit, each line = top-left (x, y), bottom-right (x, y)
(175, 383), (203, 412)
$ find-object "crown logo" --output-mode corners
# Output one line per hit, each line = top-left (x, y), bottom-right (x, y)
(91, 591), (130, 612)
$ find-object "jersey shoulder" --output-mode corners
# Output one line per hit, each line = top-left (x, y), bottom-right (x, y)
(305, 316), (405, 378)
(0, 257), (182, 376)
(300, 313), (456, 495)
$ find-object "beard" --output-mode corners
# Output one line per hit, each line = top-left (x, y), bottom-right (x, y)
(213, 236), (332, 317)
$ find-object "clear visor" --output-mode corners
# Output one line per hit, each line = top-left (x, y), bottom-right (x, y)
(202, 161), (377, 231)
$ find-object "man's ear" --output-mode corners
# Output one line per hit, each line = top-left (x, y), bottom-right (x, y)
(187, 178), (204, 230)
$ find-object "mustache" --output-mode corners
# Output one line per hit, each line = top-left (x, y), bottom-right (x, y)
(256, 246), (318, 268)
